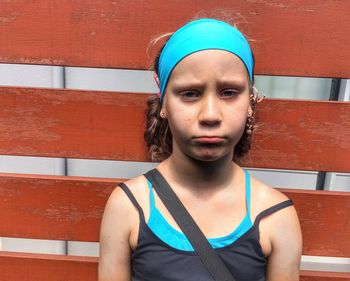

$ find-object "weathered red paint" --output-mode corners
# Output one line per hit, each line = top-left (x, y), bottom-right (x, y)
(0, 173), (349, 258)
(0, 1), (349, 78)
(0, 252), (97, 281)
(0, 252), (349, 280)
(0, 87), (349, 172)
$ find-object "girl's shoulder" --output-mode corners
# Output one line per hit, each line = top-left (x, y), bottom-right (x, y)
(248, 174), (291, 221)
(113, 175), (149, 206)
(248, 173), (302, 259)
(110, 175), (151, 220)
(104, 176), (145, 217)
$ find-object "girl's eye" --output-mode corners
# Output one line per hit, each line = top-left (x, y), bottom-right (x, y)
(181, 91), (200, 99)
(220, 89), (238, 98)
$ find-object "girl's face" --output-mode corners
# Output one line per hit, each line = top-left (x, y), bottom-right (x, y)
(162, 50), (251, 162)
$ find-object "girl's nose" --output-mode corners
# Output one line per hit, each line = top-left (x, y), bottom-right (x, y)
(198, 95), (222, 126)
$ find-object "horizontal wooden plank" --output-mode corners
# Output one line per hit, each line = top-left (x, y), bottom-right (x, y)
(0, 173), (117, 242)
(0, 173), (349, 257)
(0, 0), (349, 78)
(301, 271), (350, 281)
(0, 87), (149, 162)
(282, 189), (350, 257)
(0, 252), (97, 281)
(251, 98), (350, 172)
(0, 252), (349, 281)
(0, 87), (349, 172)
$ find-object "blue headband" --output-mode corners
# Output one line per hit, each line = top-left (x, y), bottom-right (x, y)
(158, 18), (254, 102)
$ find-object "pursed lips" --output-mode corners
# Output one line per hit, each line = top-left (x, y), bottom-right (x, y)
(192, 136), (225, 144)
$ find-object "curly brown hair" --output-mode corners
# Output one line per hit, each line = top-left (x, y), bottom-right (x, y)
(144, 19), (259, 164)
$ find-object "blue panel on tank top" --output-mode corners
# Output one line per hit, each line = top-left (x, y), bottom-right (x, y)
(146, 170), (253, 251)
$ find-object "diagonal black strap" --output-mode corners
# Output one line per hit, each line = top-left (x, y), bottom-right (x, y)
(144, 169), (237, 281)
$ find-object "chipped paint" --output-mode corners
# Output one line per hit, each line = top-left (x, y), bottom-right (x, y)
(0, 11), (19, 24)
(246, 0), (290, 8)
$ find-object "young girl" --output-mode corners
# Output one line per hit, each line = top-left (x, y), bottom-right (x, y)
(99, 18), (302, 281)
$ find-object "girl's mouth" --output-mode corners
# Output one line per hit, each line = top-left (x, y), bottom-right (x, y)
(193, 136), (225, 144)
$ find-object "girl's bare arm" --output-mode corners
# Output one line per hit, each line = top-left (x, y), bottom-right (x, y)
(266, 205), (302, 281)
(98, 187), (134, 281)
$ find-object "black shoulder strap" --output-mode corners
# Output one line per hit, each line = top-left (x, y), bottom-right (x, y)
(255, 199), (293, 223)
(119, 183), (146, 223)
(144, 169), (237, 281)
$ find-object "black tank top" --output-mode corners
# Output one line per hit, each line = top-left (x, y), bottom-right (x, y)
(120, 183), (293, 281)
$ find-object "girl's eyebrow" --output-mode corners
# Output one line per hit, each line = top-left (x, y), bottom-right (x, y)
(172, 78), (247, 91)
(217, 77), (247, 86)
(171, 80), (204, 90)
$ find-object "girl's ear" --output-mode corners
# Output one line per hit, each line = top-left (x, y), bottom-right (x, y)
(153, 72), (162, 100)
(247, 106), (253, 117)
(153, 72), (160, 88)
(248, 93), (254, 117)
(160, 107), (167, 119)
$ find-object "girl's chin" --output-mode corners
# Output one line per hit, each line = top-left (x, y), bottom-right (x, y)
(189, 148), (232, 162)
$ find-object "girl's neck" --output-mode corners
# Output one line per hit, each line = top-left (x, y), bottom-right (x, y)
(159, 149), (237, 192)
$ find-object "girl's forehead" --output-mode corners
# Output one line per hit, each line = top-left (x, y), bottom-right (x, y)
(169, 49), (249, 81)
